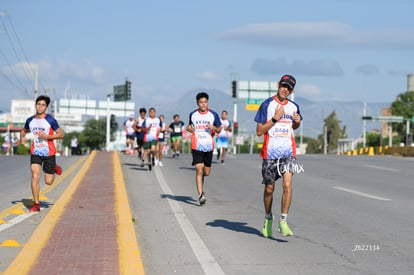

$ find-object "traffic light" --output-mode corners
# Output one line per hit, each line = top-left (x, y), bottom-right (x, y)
(125, 80), (131, 100)
(110, 114), (117, 129)
(361, 116), (372, 120)
(232, 80), (237, 98)
(233, 122), (238, 135)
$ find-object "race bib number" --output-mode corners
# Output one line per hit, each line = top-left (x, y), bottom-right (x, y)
(174, 127), (181, 133)
(158, 132), (164, 139)
(270, 121), (291, 138)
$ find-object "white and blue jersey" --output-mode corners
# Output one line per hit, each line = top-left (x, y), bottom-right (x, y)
(254, 96), (302, 160)
(188, 109), (221, 152)
(142, 117), (162, 142)
(24, 114), (60, 157)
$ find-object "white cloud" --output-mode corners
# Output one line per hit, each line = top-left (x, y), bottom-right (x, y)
(216, 22), (414, 50)
(195, 71), (221, 81)
(251, 58), (344, 76)
(1, 58), (106, 84)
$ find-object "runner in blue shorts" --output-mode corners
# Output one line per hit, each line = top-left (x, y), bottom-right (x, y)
(215, 110), (232, 163)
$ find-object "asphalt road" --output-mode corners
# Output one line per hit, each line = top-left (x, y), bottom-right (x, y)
(1, 153), (413, 274)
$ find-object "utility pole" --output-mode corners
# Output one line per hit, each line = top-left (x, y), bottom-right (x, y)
(34, 64), (38, 100)
(106, 94), (112, 151)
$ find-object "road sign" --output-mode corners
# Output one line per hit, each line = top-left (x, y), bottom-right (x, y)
(246, 98), (263, 104)
(245, 104), (260, 111)
(245, 98), (263, 111)
(114, 84), (126, 101)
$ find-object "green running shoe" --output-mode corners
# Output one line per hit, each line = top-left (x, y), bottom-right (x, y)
(278, 221), (293, 236)
(262, 216), (273, 238)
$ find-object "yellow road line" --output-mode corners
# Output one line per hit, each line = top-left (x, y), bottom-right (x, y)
(113, 151), (145, 274)
(4, 151), (96, 275)
(0, 156), (87, 220)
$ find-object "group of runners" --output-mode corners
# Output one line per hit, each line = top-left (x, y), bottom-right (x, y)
(21, 73), (302, 239)
(122, 106), (234, 171)
(122, 108), (187, 171)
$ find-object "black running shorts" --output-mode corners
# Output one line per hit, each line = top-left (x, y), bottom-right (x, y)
(30, 155), (56, 174)
(191, 150), (213, 167)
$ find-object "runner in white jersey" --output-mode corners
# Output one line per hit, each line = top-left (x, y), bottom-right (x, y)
(186, 92), (222, 205)
(141, 107), (161, 171)
(215, 110), (232, 163)
(123, 114), (135, 155)
(20, 95), (64, 212)
(254, 74), (302, 238)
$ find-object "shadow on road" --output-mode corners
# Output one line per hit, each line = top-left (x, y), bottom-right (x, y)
(11, 198), (54, 210)
(160, 194), (199, 206)
(206, 219), (288, 242)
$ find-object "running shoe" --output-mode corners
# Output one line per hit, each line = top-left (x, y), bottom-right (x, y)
(262, 215), (273, 238)
(159, 162), (163, 167)
(148, 163), (152, 172)
(278, 221), (293, 236)
(30, 203), (41, 212)
(221, 159), (224, 164)
(199, 192), (206, 205)
(55, 165), (62, 175)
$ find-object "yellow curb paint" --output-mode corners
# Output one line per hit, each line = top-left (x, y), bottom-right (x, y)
(11, 209), (24, 215)
(113, 151), (145, 275)
(0, 156), (86, 220)
(1, 240), (20, 247)
(39, 195), (48, 201)
(0, 219), (5, 224)
(4, 151), (96, 275)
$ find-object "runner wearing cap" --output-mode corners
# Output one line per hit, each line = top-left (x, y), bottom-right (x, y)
(254, 74), (302, 237)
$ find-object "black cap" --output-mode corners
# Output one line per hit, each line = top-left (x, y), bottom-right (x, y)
(279, 74), (296, 90)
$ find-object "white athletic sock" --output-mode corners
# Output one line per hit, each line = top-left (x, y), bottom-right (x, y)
(280, 213), (288, 222)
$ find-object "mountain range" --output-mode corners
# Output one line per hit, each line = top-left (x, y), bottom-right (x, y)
(144, 89), (390, 140)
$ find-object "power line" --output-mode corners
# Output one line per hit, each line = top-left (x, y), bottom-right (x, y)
(0, 10), (45, 96)
(0, 13), (34, 85)
(5, 11), (45, 91)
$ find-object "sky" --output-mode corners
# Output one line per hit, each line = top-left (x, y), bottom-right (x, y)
(1, 0), (413, 114)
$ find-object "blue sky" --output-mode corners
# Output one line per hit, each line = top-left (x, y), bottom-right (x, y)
(1, 0), (413, 113)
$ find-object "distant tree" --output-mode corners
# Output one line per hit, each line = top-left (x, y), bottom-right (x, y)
(82, 118), (106, 150)
(390, 91), (414, 137)
(366, 132), (380, 147)
(323, 111), (347, 152)
(306, 138), (322, 154)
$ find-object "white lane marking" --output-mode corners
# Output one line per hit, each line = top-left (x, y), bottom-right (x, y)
(154, 168), (225, 275)
(364, 164), (399, 172)
(333, 186), (391, 201)
(0, 212), (37, 232)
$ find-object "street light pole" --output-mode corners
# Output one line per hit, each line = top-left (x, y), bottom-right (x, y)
(106, 94), (112, 151)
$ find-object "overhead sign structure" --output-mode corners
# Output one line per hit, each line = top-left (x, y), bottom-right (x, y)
(113, 80), (132, 102)
(237, 80), (279, 111)
(362, 115), (404, 123)
(238, 80), (278, 100)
